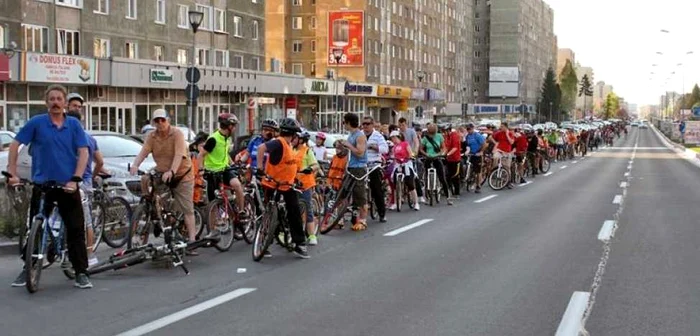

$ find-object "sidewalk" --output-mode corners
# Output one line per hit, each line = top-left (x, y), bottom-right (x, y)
(650, 124), (700, 169)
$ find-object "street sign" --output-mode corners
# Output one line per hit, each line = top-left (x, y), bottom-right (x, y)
(247, 97), (258, 110)
(185, 84), (200, 100)
(185, 67), (201, 83)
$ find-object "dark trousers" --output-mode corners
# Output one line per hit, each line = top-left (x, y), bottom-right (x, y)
(26, 185), (88, 274)
(424, 159), (450, 198)
(265, 188), (306, 245)
(445, 161), (461, 195)
(368, 167), (386, 217)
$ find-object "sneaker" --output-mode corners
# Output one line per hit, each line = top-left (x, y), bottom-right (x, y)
(475, 188), (482, 194)
(447, 199), (454, 206)
(414, 203), (420, 211)
(88, 256), (99, 267)
(74, 273), (93, 289)
(293, 245), (310, 259)
(379, 216), (387, 223)
(11, 269), (26, 287)
(520, 178), (527, 184)
(308, 235), (318, 246)
(387, 203), (397, 211)
(420, 196), (427, 204)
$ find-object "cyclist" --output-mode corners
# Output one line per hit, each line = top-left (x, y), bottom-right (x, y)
(526, 128), (539, 178)
(241, 119), (279, 168)
(255, 118), (309, 258)
(488, 122), (515, 188)
(513, 128), (529, 184)
(339, 113), (369, 231)
(362, 116), (389, 223)
(420, 123), (452, 205)
(197, 113), (248, 231)
(129, 109), (197, 244)
(389, 131), (419, 211)
(312, 132), (327, 162)
(293, 131), (320, 245)
(442, 123), (462, 198)
(8, 84), (92, 289)
(66, 93), (105, 267)
(464, 123), (486, 193)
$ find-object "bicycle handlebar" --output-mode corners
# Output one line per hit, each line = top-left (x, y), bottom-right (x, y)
(2, 171), (68, 191)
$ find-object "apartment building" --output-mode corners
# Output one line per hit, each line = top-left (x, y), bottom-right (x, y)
(0, 0), (301, 135)
(556, 48), (575, 80)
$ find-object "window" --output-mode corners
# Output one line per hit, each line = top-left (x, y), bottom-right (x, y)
(177, 5), (188, 28)
(125, 42), (138, 59)
(0, 26), (4, 49)
(126, 0), (137, 19)
(95, 0), (108, 14)
(251, 57), (260, 71)
(252, 20), (259, 40)
(233, 16), (242, 37)
(293, 0), (301, 5)
(214, 50), (229, 67)
(214, 9), (226, 32)
(310, 63), (316, 76)
(22, 24), (49, 52)
(233, 55), (243, 68)
(177, 49), (187, 64)
(293, 40), (302, 53)
(474, 25), (480, 32)
(56, 29), (80, 55)
(155, 0), (165, 23)
(292, 17), (302, 30)
(195, 48), (209, 65)
(93, 38), (110, 58)
(292, 63), (303, 75)
(474, 50), (481, 58)
(196, 4), (212, 30)
(310, 16), (317, 29)
(153, 45), (163, 61)
(56, 0), (81, 7)
(311, 40), (316, 52)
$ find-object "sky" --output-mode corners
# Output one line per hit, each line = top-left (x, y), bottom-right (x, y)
(544, 0), (700, 106)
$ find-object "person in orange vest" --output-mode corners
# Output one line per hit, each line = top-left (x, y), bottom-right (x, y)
(293, 131), (320, 245)
(255, 118), (309, 259)
(327, 140), (349, 191)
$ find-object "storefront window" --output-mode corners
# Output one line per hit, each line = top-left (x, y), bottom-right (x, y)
(0, 106), (5, 131)
(176, 105), (187, 126)
(135, 104), (149, 132)
(0, 83), (4, 100)
(164, 105), (176, 124)
(29, 104), (46, 117)
(29, 86), (45, 101)
(135, 89), (148, 103)
(6, 84), (27, 102)
(7, 104), (27, 133)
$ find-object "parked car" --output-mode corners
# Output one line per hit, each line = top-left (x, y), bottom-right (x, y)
(15, 131), (156, 204)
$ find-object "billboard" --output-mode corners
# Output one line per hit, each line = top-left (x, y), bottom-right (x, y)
(327, 11), (364, 67)
(488, 82), (519, 97)
(489, 66), (519, 82)
(22, 52), (97, 84)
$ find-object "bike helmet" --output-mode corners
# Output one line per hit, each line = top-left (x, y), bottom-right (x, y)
(218, 113), (238, 126)
(440, 123), (452, 132)
(278, 118), (301, 134)
(389, 130), (401, 138)
(299, 131), (311, 141)
(261, 118), (279, 131)
(316, 132), (327, 140)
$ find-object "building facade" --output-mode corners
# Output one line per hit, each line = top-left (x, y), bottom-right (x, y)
(556, 48), (575, 81)
(593, 81), (613, 113)
(472, 0), (490, 104)
(574, 63), (593, 118)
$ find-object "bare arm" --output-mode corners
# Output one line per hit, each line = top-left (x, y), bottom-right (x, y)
(92, 150), (105, 177)
(170, 136), (187, 174)
(197, 148), (209, 171)
(256, 143), (267, 171)
(74, 147), (89, 178)
(132, 146), (150, 170)
(7, 140), (20, 177)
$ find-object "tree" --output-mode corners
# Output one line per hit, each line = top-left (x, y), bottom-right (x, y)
(559, 60), (578, 113)
(603, 93), (619, 120)
(539, 67), (560, 122)
(578, 75), (594, 118)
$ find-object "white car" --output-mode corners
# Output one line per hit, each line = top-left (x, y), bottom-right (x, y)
(631, 121), (640, 127)
(639, 122), (649, 129)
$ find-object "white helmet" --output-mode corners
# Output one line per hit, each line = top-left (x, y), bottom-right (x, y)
(389, 130), (401, 138)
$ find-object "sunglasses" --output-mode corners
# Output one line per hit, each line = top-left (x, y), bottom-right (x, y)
(153, 118), (167, 124)
(362, 122), (372, 126)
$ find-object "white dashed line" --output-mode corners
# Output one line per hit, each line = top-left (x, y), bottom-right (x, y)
(544, 172), (553, 177)
(624, 172), (630, 177)
(474, 195), (498, 203)
(560, 165), (568, 170)
(598, 220), (617, 241)
(612, 195), (623, 204)
(572, 160), (578, 164)
(384, 219), (434, 237)
(555, 292), (591, 336)
(620, 182), (628, 188)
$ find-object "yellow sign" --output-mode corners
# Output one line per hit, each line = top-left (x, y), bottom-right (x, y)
(378, 85), (411, 98)
(366, 98), (380, 107)
(396, 99), (408, 111)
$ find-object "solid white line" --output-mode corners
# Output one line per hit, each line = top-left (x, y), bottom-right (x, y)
(620, 182), (628, 188)
(598, 220), (616, 241)
(572, 160), (579, 164)
(116, 288), (257, 336)
(474, 195), (498, 203)
(560, 165), (568, 170)
(384, 219), (434, 237)
(544, 172), (553, 177)
(555, 291), (591, 336)
(613, 195), (623, 204)
(607, 147), (666, 150)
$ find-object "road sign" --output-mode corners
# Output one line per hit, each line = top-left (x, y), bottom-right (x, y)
(247, 97), (258, 110)
(693, 107), (700, 117)
(185, 84), (200, 100)
(185, 67), (201, 83)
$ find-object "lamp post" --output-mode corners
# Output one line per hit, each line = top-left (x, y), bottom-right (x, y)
(501, 95), (506, 123)
(332, 47), (344, 128)
(187, 10), (204, 133)
(416, 70), (425, 120)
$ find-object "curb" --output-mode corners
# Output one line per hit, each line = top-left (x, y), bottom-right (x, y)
(651, 124), (700, 168)
(0, 242), (18, 256)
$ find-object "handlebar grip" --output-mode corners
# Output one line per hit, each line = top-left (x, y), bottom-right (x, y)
(1, 171), (11, 178)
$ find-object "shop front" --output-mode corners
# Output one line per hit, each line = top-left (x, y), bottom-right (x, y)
(300, 79), (376, 133)
(376, 85), (411, 124)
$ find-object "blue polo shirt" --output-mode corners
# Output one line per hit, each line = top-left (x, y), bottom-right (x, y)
(466, 132), (485, 154)
(15, 114), (89, 184)
(83, 135), (99, 182)
(246, 135), (266, 167)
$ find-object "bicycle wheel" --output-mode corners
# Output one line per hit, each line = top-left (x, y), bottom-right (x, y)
(25, 219), (45, 293)
(368, 188), (377, 220)
(238, 195), (256, 244)
(319, 197), (349, 234)
(205, 199), (235, 252)
(488, 168), (510, 191)
(311, 195), (322, 236)
(88, 250), (147, 276)
(252, 204), (278, 262)
(540, 158), (551, 173)
(128, 204), (150, 249)
(89, 203), (105, 253)
(394, 179), (403, 212)
(101, 197), (133, 249)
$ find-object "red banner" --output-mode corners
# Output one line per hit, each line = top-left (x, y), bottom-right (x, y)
(0, 55), (9, 82)
(327, 11), (364, 67)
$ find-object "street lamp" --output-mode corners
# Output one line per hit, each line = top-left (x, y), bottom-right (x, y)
(501, 95), (506, 122)
(332, 47), (343, 118)
(416, 70), (426, 119)
(187, 10), (204, 133)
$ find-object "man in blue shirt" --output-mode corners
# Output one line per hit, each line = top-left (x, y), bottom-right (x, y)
(8, 84), (92, 289)
(242, 119), (278, 167)
(465, 123), (486, 193)
(340, 113), (368, 231)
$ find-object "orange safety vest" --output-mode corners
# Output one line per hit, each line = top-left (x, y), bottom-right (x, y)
(262, 137), (297, 191)
(328, 154), (348, 190)
(295, 144), (316, 191)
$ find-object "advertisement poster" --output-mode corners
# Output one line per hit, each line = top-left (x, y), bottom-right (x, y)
(327, 11), (364, 67)
(683, 121), (700, 145)
(23, 52), (97, 84)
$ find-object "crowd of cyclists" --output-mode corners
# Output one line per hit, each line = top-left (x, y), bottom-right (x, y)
(4, 84), (629, 291)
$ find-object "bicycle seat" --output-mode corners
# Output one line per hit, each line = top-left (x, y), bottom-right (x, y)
(98, 173), (113, 180)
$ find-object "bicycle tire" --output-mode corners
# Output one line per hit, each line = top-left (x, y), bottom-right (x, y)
(25, 219), (45, 293)
(239, 195), (256, 244)
(368, 188), (376, 220)
(395, 179), (403, 212)
(90, 202), (105, 253)
(127, 204), (150, 249)
(205, 199), (235, 252)
(540, 158), (551, 173)
(319, 197), (349, 234)
(488, 168), (509, 191)
(311, 196), (322, 236)
(87, 250), (147, 276)
(252, 204), (278, 262)
(101, 196), (133, 248)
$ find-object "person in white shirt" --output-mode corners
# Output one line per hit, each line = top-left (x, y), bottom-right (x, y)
(362, 116), (389, 222)
(312, 132), (327, 162)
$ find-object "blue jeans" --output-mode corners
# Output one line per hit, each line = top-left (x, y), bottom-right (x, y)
(300, 189), (314, 223)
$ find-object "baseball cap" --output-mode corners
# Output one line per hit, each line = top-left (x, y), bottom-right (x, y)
(151, 108), (169, 121)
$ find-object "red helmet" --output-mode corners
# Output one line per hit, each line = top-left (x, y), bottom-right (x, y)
(316, 132), (327, 140)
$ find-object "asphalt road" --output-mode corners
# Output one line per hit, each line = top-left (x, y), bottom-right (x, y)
(0, 127), (691, 336)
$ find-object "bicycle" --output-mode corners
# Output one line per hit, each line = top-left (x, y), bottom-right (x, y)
(422, 156), (446, 206)
(488, 154), (511, 191)
(5, 180), (30, 255)
(2, 172), (77, 293)
(90, 174), (133, 250)
(319, 164), (382, 233)
(462, 153), (487, 192)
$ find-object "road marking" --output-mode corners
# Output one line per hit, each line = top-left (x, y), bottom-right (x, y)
(620, 182), (628, 188)
(573, 160), (579, 164)
(544, 172), (553, 177)
(518, 181), (533, 187)
(384, 219), (434, 237)
(613, 195), (623, 204)
(624, 172), (630, 177)
(116, 288), (257, 336)
(560, 165), (568, 170)
(628, 160), (633, 164)
(606, 147), (666, 150)
(580, 157), (586, 161)
(598, 220), (616, 241)
(474, 195), (498, 203)
(555, 291), (591, 336)
(627, 164), (632, 169)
